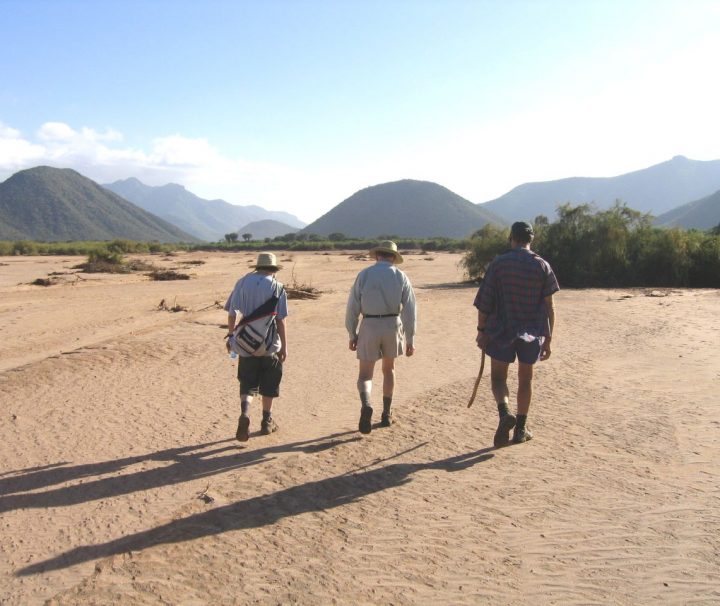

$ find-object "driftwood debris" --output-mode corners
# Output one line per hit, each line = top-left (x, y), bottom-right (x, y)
(285, 263), (322, 300)
(157, 298), (188, 312)
(286, 287), (321, 300)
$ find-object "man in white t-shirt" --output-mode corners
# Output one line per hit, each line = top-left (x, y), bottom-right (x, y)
(225, 252), (288, 441)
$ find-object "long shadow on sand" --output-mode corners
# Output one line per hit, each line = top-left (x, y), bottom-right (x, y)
(0, 432), (360, 514)
(18, 447), (494, 575)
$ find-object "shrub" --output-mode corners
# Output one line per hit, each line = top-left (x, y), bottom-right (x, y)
(464, 202), (720, 288)
(147, 270), (191, 281)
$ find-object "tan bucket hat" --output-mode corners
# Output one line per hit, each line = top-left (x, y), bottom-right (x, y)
(253, 252), (282, 271)
(369, 240), (403, 264)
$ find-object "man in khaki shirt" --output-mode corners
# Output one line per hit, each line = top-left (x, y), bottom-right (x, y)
(346, 241), (417, 434)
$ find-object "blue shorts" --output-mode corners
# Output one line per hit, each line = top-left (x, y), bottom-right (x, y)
(486, 337), (543, 365)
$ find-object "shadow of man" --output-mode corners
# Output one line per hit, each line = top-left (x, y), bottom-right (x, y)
(18, 447), (493, 575)
(0, 432), (360, 514)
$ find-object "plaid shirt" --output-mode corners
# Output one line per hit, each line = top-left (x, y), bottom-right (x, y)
(473, 247), (559, 346)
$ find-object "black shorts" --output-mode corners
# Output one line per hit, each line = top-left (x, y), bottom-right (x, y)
(237, 355), (283, 398)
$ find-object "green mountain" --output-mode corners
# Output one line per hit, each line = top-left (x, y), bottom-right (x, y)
(0, 166), (195, 242)
(237, 219), (299, 240)
(104, 178), (305, 241)
(302, 180), (503, 238)
(481, 156), (720, 222)
(655, 190), (720, 230)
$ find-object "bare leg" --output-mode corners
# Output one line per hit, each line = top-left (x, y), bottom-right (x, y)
(381, 356), (395, 397)
(517, 362), (533, 416)
(490, 358), (510, 409)
(490, 358), (515, 447)
(512, 362), (534, 443)
(380, 356), (396, 426)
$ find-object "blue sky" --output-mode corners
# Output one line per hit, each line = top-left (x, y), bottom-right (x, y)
(2, 0), (719, 222)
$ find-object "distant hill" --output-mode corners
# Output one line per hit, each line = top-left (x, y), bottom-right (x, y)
(481, 156), (720, 223)
(302, 180), (504, 238)
(0, 167), (195, 242)
(655, 190), (720, 230)
(104, 178), (305, 241)
(237, 219), (299, 240)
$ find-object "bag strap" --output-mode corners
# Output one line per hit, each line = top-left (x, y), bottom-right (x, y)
(238, 278), (283, 326)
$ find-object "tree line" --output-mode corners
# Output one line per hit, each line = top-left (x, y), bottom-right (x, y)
(3, 202), (719, 287)
(462, 202), (720, 288)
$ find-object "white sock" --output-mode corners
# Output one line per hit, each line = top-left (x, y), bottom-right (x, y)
(357, 380), (372, 407)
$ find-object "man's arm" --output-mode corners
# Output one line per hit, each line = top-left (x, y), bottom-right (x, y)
(400, 275), (417, 356)
(540, 294), (555, 361)
(226, 312), (236, 352)
(277, 317), (287, 362)
(476, 309), (489, 350)
(346, 276), (362, 350)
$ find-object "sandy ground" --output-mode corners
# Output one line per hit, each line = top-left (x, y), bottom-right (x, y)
(0, 250), (718, 605)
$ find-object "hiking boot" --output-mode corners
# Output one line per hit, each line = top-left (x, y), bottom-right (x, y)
(359, 406), (373, 434)
(260, 417), (278, 435)
(493, 414), (516, 448)
(236, 415), (250, 442)
(380, 412), (393, 427)
(512, 426), (533, 444)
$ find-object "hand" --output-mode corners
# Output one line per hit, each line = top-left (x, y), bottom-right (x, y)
(406, 344), (415, 357)
(540, 337), (552, 361)
(278, 347), (287, 363)
(225, 338), (232, 353)
(476, 331), (489, 350)
(349, 339), (358, 351)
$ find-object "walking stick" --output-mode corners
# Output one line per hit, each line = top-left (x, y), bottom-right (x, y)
(467, 349), (485, 408)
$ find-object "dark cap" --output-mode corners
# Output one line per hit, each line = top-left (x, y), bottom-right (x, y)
(510, 221), (534, 240)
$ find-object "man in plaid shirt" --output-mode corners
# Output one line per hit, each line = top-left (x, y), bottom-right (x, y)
(474, 221), (559, 446)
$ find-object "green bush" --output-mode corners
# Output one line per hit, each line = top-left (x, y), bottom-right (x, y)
(461, 224), (510, 279)
(12, 240), (39, 255)
(462, 202), (720, 288)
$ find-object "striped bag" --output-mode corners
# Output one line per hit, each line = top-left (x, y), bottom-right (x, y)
(229, 282), (283, 357)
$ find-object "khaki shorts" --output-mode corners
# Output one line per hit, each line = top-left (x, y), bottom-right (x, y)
(356, 316), (405, 361)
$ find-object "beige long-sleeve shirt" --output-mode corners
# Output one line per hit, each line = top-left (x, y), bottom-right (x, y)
(345, 261), (417, 345)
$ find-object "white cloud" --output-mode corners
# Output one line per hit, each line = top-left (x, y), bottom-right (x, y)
(0, 123), (22, 139)
(37, 122), (77, 141)
(149, 135), (222, 167)
(0, 123), (46, 169)
(0, 120), (324, 220)
(80, 126), (123, 143)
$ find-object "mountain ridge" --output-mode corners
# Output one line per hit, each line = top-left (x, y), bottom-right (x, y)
(104, 178), (305, 241)
(302, 179), (504, 238)
(655, 189), (720, 230)
(237, 219), (299, 240)
(480, 156), (720, 223)
(0, 167), (195, 242)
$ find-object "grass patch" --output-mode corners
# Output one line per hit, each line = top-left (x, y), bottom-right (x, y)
(126, 259), (159, 272)
(74, 260), (131, 274)
(74, 249), (130, 274)
(147, 270), (191, 281)
(31, 277), (54, 286)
